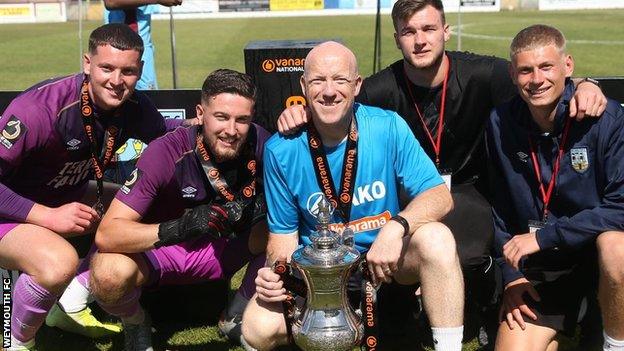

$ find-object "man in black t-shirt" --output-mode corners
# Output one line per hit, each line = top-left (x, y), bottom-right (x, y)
(277, 0), (607, 345)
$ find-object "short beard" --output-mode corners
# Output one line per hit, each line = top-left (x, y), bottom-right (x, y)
(207, 135), (245, 163)
(213, 147), (239, 162)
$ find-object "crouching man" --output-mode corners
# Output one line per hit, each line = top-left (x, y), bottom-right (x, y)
(487, 25), (624, 351)
(241, 41), (465, 351)
(90, 69), (270, 350)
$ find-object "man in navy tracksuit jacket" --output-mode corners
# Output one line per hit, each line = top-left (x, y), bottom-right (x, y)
(487, 24), (624, 351)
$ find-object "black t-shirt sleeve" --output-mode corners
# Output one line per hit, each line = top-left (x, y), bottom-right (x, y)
(489, 57), (517, 106)
(356, 67), (400, 111)
(356, 77), (374, 106)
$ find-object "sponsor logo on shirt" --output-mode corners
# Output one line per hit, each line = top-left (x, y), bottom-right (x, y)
(46, 159), (92, 189)
(181, 186), (197, 198)
(66, 138), (81, 150)
(0, 115), (26, 150)
(571, 147), (589, 173)
(120, 168), (142, 194)
(328, 210), (392, 234)
(516, 151), (528, 163)
(307, 191), (332, 217)
(305, 181), (387, 217)
(351, 181), (386, 206)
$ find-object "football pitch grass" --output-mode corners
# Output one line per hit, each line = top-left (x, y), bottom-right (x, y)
(0, 8), (621, 351)
(0, 9), (624, 91)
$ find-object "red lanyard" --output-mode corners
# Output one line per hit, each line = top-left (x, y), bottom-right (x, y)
(404, 55), (450, 167)
(528, 118), (572, 220)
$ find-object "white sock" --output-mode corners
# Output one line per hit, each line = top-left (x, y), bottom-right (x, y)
(604, 330), (624, 351)
(57, 277), (91, 313)
(431, 326), (463, 351)
(11, 334), (35, 348)
(121, 307), (145, 325)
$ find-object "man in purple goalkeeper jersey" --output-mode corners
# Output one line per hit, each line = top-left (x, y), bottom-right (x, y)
(90, 69), (270, 351)
(0, 23), (187, 350)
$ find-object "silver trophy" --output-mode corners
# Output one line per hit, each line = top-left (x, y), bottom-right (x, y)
(290, 196), (362, 351)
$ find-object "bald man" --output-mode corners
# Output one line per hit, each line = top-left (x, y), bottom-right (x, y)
(241, 41), (465, 351)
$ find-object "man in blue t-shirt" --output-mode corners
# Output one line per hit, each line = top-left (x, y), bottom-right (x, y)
(242, 41), (465, 351)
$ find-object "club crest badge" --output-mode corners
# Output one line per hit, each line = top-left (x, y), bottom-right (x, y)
(570, 147), (589, 173)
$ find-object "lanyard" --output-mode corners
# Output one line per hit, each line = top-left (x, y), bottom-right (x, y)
(307, 118), (358, 223)
(527, 118), (572, 220)
(80, 79), (120, 214)
(404, 55), (450, 167)
(194, 127), (257, 222)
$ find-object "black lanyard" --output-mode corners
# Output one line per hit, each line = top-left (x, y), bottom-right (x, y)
(80, 78), (120, 215)
(307, 118), (358, 223)
(194, 127), (257, 222)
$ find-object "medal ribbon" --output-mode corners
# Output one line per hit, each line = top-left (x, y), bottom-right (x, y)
(404, 54), (450, 167)
(80, 79), (120, 208)
(307, 118), (358, 223)
(194, 127), (257, 207)
(528, 118), (572, 220)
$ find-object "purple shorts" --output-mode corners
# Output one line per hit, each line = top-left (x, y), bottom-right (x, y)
(143, 234), (252, 288)
(0, 220), (19, 240)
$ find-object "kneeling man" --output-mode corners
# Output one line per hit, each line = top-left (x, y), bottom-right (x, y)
(487, 25), (624, 351)
(90, 69), (270, 351)
(242, 41), (465, 351)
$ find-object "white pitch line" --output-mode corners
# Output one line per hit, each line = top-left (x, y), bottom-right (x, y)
(449, 25), (624, 45)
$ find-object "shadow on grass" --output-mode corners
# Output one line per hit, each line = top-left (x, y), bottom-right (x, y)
(34, 280), (236, 351)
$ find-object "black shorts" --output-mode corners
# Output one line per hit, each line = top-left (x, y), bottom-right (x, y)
(444, 183), (498, 310)
(443, 183), (494, 267)
(517, 248), (598, 336)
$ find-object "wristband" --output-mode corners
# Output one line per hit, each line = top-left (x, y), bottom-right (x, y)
(579, 77), (601, 88)
(390, 214), (410, 237)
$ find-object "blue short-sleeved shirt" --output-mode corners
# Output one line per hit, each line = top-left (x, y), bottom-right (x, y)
(264, 103), (444, 253)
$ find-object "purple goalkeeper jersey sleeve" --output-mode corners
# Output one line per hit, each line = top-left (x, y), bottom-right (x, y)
(0, 73), (168, 221)
(115, 124), (269, 227)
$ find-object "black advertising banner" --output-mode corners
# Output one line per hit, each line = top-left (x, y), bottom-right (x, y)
(244, 39), (330, 133)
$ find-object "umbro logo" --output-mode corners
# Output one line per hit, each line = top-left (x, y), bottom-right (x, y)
(182, 186), (197, 198)
(66, 138), (81, 150)
(517, 151), (528, 163)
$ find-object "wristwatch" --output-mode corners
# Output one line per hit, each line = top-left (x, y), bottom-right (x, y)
(390, 215), (410, 237)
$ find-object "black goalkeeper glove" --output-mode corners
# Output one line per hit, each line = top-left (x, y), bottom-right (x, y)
(155, 204), (229, 247)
